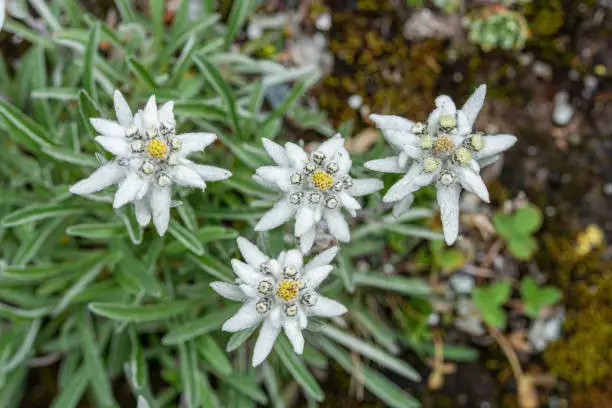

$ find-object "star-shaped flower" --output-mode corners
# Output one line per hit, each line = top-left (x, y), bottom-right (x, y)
(366, 85), (517, 245)
(253, 135), (383, 253)
(69, 91), (232, 235)
(211, 237), (347, 366)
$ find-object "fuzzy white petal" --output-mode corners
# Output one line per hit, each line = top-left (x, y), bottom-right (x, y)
(255, 199), (296, 231)
(461, 84), (486, 127)
(114, 173), (147, 208)
(210, 282), (247, 301)
(382, 129), (419, 150)
(457, 167), (489, 202)
(337, 148), (353, 175)
(324, 210), (350, 242)
(298, 308), (308, 329)
(169, 165), (206, 189)
(478, 154), (501, 168)
(283, 319), (305, 355)
(70, 162), (125, 195)
(284, 143), (308, 170)
(222, 300), (262, 332)
(237, 237), (269, 268)
(392, 194), (415, 217)
(305, 265), (333, 288)
(90, 118), (125, 138)
(282, 249), (304, 269)
(308, 296), (347, 317)
(135, 199), (151, 227)
(476, 134), (517, 160)
(435, 95), (457, 115)
(269, 305), (282, 328)
(177, 133), (217, 156)
(95, 136), (130, 156)
(295, 207), (316, 237)
(316, 136), (345, 158)
(239, 283), (259, 298)
(382, 162), (422, 203)
(255, 166), (292, 192)
(189, 164), (232, 181)
(437, 183), (461, 245)
(338, 191), (361, 216)
(113, 90), (133, 127)
(142, 95), (159, 130)
(252, 319), (281, 367)
(262, 138), (289, 167)
(150, 186), (171, 236)
(369, 114), (414, 132)
(305, 246), (339, 271)
(231, 259), (264, 286)
(398, 151), (411, 169)
(158, 101), (175, 124)
(402, 144), (422, 160)
(299, 227), (316, 254)
(364, 156), (404, 173)
(348, 178), (383, 197)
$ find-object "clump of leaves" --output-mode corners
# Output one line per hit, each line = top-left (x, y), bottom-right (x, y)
(472, 281), (511, 329)
(0, 1), (453, 407)
(520, 276), (562, 318)
(494, 204), (543, 260)
(466, 6), (530, 51)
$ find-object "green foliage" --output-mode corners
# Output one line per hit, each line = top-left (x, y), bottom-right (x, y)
(494, 204), (543, 260)
(467, 6), (530, 52)
(520, 277), (562, 318)
(472, 281), (511, 329)
(0, 1), (444, 407)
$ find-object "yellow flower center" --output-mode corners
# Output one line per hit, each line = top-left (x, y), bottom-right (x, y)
(275, 279), (299, 302)
(146, 139), (169, 158)
(433, 135), (455, 154)
(311, 170), (334, 191)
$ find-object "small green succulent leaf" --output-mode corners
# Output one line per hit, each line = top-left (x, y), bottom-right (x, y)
(508, 235), (538, 260)
(472, 281), (511, 329)
(520, 277), (562, 318)
(513, 204), (543, 235)
(493, 213), (515, 238)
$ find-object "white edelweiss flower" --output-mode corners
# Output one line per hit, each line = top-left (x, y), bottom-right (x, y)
(253, 135), (383, 253)
(365, 84), (517, 245)
(69, 91), (232, 236)
(211, 237), (347, 366)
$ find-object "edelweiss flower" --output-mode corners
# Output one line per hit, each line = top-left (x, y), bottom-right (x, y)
(366, 84), (517, 245)
(253, 135), (383, 253)
(69, 91), (232, 235)
(211, 237), (347, 366)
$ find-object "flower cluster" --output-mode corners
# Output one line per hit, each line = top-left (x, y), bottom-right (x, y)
(211, 238), (347, 366)
(70, 91), (232, 235)
(69, 84), (517, 366)
(253, 136), (383, 253)
(366, 85), (517, 244)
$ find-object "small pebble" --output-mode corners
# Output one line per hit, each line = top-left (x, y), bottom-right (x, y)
(552, 91), (574, 126)
(348, 94), (363, 110)
(315, 12), (332, 31)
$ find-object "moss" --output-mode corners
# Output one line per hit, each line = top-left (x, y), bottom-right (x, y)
(544, 274), (612, 387)
(317, 12), (442, 125)
(523, 0), (564, 37)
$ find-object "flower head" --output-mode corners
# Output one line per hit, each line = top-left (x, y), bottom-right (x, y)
(366, 84), (517, 245)
(69, 91), (232, 235)
(211, 237), (347, 366)
(253, 135), (383, 253)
